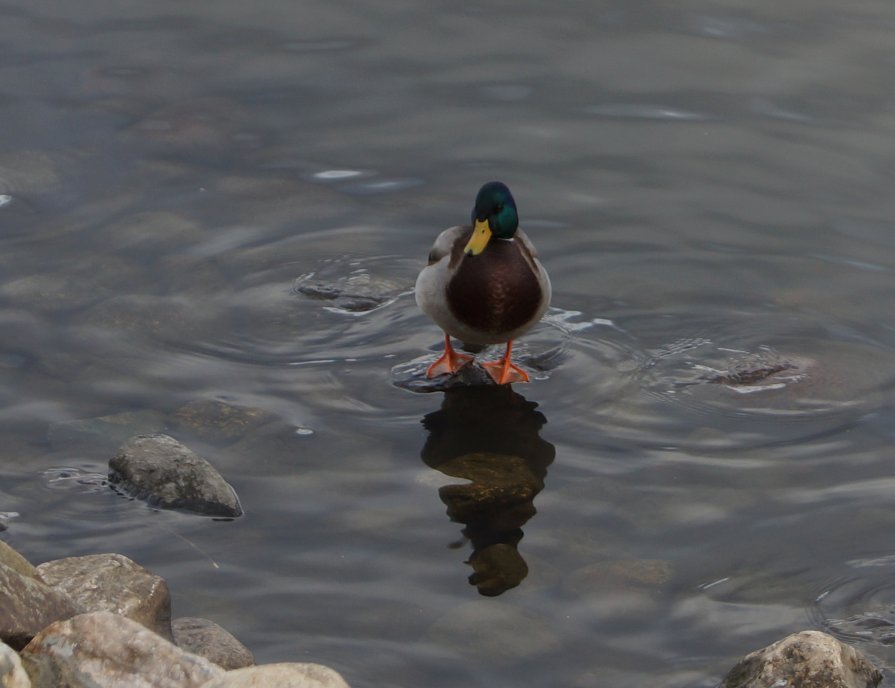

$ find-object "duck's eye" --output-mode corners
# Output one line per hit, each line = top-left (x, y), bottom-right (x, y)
(496, 203), (504, 212)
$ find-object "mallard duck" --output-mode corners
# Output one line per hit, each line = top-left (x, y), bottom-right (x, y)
(415, 181), (551, 384)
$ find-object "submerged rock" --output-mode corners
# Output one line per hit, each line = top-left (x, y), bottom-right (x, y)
(0, 640), (30, 688)
(108, 434), (242, 517)
(429, 601), (561, 665)
(293, 260), (409, 314)
(84, 294), (204, 341)
(169, 400), (273, 444)
(172, 617), (254, 670)
(695, 348), (810, 389)
(37, 554), (173, 641)
(0, 562), (81, 650)
(564, 558), (674, 594)
(21, 611), (223, 688)
(47, 410), (167, 452)
(197, 663), (351, 688)
(720, 630), (881, 688)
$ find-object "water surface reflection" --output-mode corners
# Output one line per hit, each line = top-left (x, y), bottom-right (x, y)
(420, 384), (554, 596)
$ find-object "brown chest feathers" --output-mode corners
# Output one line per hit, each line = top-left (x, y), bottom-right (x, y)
(446, 238), (542, 335)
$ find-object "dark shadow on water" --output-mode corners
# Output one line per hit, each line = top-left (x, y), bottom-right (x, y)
(420, 384), (555, 596)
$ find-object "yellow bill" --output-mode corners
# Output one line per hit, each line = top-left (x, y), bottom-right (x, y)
(464, 218), (492, 256)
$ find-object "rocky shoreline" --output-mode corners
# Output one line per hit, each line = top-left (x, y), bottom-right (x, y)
(0, 538), (350, 688)
(0, 415), (353, 688)
(0, 526), (884, 687)
(0, 415), (885, 687)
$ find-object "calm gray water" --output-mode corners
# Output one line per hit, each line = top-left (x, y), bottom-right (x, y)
(3, 1), (895, 686)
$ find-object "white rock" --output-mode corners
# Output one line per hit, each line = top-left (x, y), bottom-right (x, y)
(21, 611), (223, 688)
(197, 663), (351, 688)
(0, 641), (30, 688)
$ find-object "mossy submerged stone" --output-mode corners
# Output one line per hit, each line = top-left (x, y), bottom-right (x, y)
(168, 399), (274, 444)
(109, 434), (242, 517)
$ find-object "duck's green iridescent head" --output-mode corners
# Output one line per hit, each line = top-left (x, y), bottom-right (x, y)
(464, 181), (519, 256)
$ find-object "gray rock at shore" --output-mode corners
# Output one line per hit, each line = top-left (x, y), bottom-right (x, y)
(108, 434), (242, 517)
(0, 640), (30, 688)
(0, 562), (81, 650)
(21, 611), (223, 688)
(37, 554), (173, 641)
(172, 618), (254, 670)
(197, 663), (351, 688)
(720, 630), (882, 688)
(0, 543), (37, 580)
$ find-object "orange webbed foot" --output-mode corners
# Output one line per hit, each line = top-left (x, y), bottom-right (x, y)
(426, 334), (474, 378)
(481, 340), (530, 385)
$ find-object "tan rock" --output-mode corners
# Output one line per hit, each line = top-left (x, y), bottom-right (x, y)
(37, 554), (172, 640)
(21, 611), (223, 688)
(0, 640), (30, 688)
(0, 562), (81, 650)
(721, 630), (881, 688)
(0, 543), (37, 580)
(172, 618), (253, 670)
(197, 663), (350, 688)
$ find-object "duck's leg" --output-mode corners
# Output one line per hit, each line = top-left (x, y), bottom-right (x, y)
(481, 340), (530, 385)
(426, 333), (474, 378)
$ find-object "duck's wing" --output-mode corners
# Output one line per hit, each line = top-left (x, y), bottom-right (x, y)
(514, 229), (548, 276)
(426, 225), (471, 267)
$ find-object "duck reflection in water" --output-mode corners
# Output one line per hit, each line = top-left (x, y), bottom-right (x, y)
(420, 383), (555, 596)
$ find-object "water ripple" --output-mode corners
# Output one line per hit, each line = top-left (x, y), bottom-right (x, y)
(585, 103), (708, 121)
(812, 561), (895, 660)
